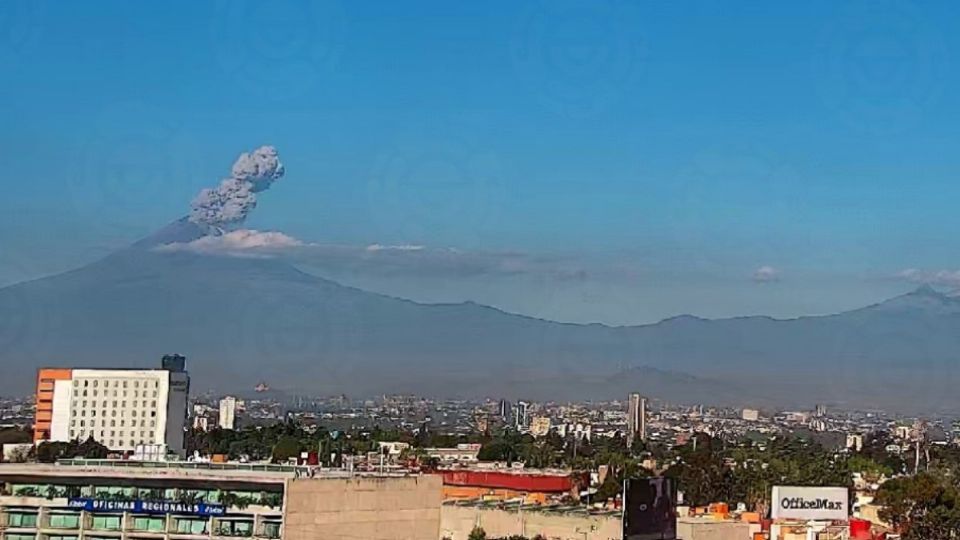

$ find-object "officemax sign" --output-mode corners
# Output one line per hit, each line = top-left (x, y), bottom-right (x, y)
(770, 486), (848, 521)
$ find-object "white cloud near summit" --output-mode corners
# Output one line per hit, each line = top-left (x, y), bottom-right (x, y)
(896, 268), (960, 289)
(156, 229), (303, 255)
(752, 265), (780, 283)
(155, 229), (588, 280)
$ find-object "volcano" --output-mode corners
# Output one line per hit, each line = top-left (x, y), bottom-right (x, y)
(2, 220), (959, 413)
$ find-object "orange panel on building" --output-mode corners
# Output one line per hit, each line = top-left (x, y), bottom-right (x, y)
(33, 368), (72, 443)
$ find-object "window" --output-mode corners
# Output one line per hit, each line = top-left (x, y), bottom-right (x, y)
(132, 516), (166, 532)
(6, 535), (36, 540)
(8, 512), (38, 528)
(91, 515), (122, 531)
(48, 535), (78, 540)
(48, 513), (81, 529)
(175, 518), (209, 535)
(261, 522), (282, 539)
(216, 520), (253, 537)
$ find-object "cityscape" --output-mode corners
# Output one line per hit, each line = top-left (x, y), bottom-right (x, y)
(0, 355), (952, 539)
(4, 1), (960, 539)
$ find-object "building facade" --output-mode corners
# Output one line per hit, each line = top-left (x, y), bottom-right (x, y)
(33, 360), (189, 456)
(217, 398), (237, 431)
(626, 393), (647, 447)
(514, 401), (529, 431)
(0, 462), (441, 540)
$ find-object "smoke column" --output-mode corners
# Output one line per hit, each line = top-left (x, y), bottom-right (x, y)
(189, 146), (285, 230)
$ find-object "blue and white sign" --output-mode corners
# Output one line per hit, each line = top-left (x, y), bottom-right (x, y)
(67, 498), (226, 516)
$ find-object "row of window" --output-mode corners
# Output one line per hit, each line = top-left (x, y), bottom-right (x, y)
(70, 418), (156, 429)
(74, 389), (159, 399)
(3, 517), (276, 538)
(72, 401), (158, 412)
(74, 379), (160, 388)
(70, 411), (157, 426)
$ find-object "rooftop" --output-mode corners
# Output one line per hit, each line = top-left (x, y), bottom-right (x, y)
(0, 460), (415, 488)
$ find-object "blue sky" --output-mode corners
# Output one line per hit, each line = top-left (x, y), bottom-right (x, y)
(2, 0), (960, 324)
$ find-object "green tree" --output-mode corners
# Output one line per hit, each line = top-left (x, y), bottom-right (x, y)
(271, 435), (302, 463)
(876, 473), (960, 539)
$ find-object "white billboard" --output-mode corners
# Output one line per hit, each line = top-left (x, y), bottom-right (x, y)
(771, 486), (848, 521)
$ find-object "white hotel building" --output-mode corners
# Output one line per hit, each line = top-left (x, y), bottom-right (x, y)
(34, 357), (189, 457)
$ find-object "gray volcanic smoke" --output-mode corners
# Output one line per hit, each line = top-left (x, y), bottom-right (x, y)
(189, 146), (285, 230)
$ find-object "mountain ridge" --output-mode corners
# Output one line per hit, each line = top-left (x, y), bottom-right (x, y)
(1, 220), (958, 413)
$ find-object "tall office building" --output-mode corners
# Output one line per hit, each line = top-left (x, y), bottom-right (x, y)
(219, 396), (239, 430)
(626, 393), (647, 447)
(498, 399), (511, 421)
(515, 400), (530, 430)
(33, 356), (190, 457)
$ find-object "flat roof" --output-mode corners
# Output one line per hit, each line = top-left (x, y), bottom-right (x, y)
(0, 461), (419, 491)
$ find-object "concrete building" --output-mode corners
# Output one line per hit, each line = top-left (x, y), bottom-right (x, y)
(0, 461), (441, 540)
(441, 501), (622, 540)
(424, 444), (480, 464)
(846, 434), (864, 452)
(217, 397), (238, 430)
(626, 393), (646, 446)
(498, 400), (511, 422)
(33, 358), (189, 457)
(514, 401), (529, 431)
(741, 408), (760, 422)
(529, 416), (551, 438)
(676, 517), (756, 540)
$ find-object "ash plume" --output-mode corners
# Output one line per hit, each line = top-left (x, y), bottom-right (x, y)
(189, 146), (285, 230)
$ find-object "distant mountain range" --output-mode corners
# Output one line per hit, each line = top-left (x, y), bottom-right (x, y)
(1, 218), (958, 414)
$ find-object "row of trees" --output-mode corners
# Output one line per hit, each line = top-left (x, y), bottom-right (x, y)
(34, 437), (109, 463)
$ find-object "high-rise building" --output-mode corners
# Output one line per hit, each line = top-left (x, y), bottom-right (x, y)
(219, 396), (239, 430)
(626, 393), (647, 446)
(33, 356), (190, 457)
(515, 400), (529, 430)
(498, 399), (511, 421)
